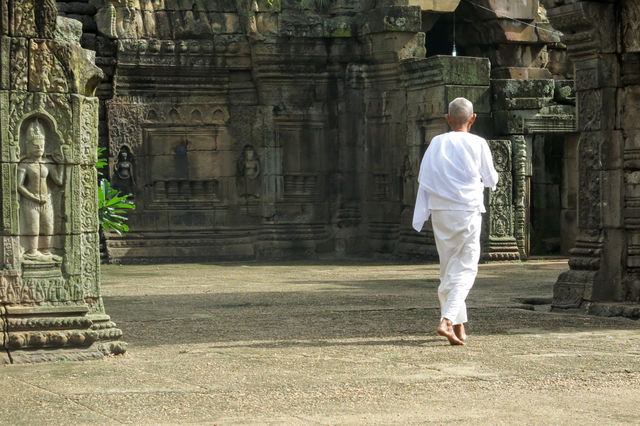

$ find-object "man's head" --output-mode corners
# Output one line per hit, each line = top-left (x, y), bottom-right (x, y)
(446, 97), (476, 132)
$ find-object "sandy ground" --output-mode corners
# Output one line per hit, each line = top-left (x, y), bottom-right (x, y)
(0, 259), (639, 424)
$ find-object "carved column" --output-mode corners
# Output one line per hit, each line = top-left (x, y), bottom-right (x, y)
(544, 0), (640, 315)
(0, 5), (125, 362)
(483, 140), (520, 260)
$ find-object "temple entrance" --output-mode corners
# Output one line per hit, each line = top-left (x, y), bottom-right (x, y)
(529, 133), (578, 256)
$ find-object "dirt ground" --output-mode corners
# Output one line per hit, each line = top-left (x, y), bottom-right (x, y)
(0, 259), (639, 424)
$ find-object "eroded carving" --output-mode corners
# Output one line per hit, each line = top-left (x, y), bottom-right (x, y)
(237, 145), (261, 200)
(112, 146), (135, 195)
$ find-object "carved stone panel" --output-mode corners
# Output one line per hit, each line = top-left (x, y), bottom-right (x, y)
(577, 131), (602, 231)
(142, 127), (229, 208)
(10, 37), (28, 91)
(9, 0), (38, 38)
(483, 139), (519, 260)
(622, 0), (640, 53)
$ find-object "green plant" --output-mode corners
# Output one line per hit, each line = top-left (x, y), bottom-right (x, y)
(98, 178), (135, 235)
(96, 147), (135, 235)
(96, 147), (108, 172)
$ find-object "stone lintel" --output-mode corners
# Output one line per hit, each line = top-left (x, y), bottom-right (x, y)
(462, 18), (560, 45)
(491, 78), (554, 99)
(358, 6), (423, 35)
(491, 67), (552, 80)
(407, 84), (490, 120)
(401, 55), (491, 87)
(546, 2), (616, 61)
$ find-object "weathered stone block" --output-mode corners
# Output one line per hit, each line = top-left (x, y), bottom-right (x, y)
(485, 0), (538, 20)
(256, 12), (279, 35)
(492, 79), (554, 101)
(402, 56), (491, 87)
(618, 86), (640, 131)
(624, 130), (640, 170)
(54, 16), (82, 45)
(602, 169), (623, 228)
(490, 66), (552, 80)
(577, 88), (616, 132)
(574, 56), (620, 90)
(358, 6), (422, 35)
(324, 16), (353, 38)
(492, 109), (538, 135)
(9, 0), (38, 38)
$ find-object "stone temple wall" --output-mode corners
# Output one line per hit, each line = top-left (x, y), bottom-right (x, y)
(543, 0), (640, 317)
(61, 0), (576, 263)
(0, 1), (125, 362)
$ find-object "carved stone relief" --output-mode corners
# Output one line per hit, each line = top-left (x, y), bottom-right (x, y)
(112, 146), (135, 196)
(1, 2), (126, 361)
(17, 118), (66, 263)
(237, 144), (261, 200)
(483, 140), (519, 261)
(622, 0), (640, 53)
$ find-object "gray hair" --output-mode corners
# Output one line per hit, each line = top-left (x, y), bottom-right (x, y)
(448, 97), (474, 126)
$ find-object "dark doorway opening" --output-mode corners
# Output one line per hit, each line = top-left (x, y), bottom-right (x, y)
(424, 13), (456, 57)
(529, 133), (578, 256)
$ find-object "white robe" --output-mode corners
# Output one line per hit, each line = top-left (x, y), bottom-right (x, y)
(432, 210), (482, 324)
(413, 131), (498, 232)
(412, 131), (498, 324)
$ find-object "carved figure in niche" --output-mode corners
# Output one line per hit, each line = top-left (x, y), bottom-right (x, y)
(112, 147), (135, 196)
(17, 120), (65, 262)
(237, 145), (261, 200)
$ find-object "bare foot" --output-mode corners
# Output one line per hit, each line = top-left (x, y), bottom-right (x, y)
(453, 324), (467, 342)
(437, 318), (464, 346)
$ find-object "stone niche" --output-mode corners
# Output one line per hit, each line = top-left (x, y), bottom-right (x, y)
(0, 3), (125, 363)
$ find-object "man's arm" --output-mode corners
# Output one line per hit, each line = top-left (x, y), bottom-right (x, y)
(412, 185), (431, 232)
(479, 141), (499, 190)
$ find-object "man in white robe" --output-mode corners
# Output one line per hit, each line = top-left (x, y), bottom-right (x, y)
(412, 97), (499, 345)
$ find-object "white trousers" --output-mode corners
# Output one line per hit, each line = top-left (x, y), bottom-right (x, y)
(431, 210), (482, 325)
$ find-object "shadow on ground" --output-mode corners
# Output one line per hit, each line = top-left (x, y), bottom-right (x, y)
(103, 268), (638, 349)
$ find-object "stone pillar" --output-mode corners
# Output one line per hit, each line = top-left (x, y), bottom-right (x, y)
(491, 79), (576, 259)
(483, 139), (519, 260)
(0, 5), (125, 362)
(543, 0), (640, 316)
